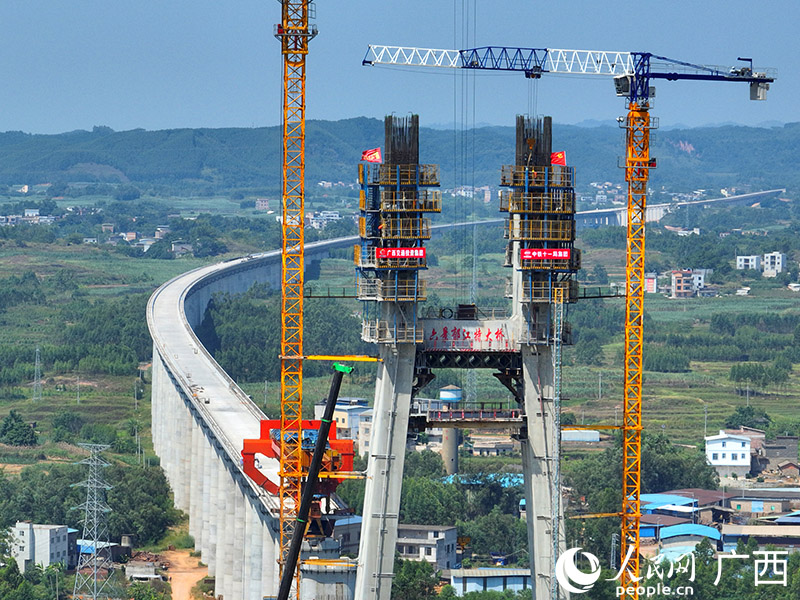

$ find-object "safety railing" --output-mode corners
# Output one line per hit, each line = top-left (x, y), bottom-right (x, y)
(499, 189), (575, 214)
(359, 189), (380, 212)
(518, 322), (574, 345)
(381, 217), (432, 240)
(354, 245), (427, 270)
(380, 190), (442, 212)
(505, 219), (575, 241)
(506, 279), (579, 303)
(360, 163), (440, 186)
(500, 165), (575, 188)
(356, 277), (426, 301)
(361, 320), (423, 344)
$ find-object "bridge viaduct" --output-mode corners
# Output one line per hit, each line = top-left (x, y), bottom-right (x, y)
(146, 190), (782, 599)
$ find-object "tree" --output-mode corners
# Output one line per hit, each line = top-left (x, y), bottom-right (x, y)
(724, 405), (771, 430)
(457, 508), (527, 560)
(0, 411), (37, 446)
(392, 557), (438, 600)
(591, 264), (609, 284)
(404, 451), (445, 478)
(400, 478), (463, 526)
(574, 339), (604, 366)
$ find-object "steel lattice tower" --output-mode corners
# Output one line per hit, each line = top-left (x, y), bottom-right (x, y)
(32, 346), (42, 402)
(72, 443), (119, 600)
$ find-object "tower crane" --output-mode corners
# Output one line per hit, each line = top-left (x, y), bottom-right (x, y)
(363, 43), (774, 599)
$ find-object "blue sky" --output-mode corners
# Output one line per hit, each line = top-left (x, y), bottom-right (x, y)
(0, 1), (794, 133)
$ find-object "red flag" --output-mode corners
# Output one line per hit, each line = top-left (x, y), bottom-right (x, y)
(361, 147), (383, 163)
(551, 151), (566, 166)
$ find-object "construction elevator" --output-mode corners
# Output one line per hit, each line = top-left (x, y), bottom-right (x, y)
(353, 115), (579, 600)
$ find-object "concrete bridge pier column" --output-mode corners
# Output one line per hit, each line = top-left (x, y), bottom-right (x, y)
(520, 345), (563, 600)
(218, 471), (236, 600)
(199, 438), (213, 554)
(175, 406), (193, 512)
(205, 450), (219, 574)
(232, 485), (246, 598)
(188, 422), (203, 543)
(354, 342), (415, 600)
(150, 354), (164, 457)
(212, 460), (228, 581)
(261, 521), (277, 597)
(246, 501), (264, 600)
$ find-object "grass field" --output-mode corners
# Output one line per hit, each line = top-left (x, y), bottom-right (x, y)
(2, 210), (799, 476)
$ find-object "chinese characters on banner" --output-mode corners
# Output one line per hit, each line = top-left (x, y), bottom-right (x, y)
(520, 248), (571, 260)
(376, 247), (426, 259)
(423, 320), (512, 351)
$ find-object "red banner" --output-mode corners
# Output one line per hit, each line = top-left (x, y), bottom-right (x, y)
(376, 247), (426, 259)
(521, 248), (571, 260)
(551, 151), (566, 166)
(361, 147), (383, 163)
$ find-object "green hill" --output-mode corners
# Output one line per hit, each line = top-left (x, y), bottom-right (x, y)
(0, 118), (795, 194)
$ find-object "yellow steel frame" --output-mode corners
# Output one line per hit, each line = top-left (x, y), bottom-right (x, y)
(620, 102), (650, 598)
(279, 1), (310, 596)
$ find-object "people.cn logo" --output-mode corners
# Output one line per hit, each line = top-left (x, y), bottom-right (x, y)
(555, 548), (602, 594)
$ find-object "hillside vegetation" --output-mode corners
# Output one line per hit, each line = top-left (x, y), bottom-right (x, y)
(0, 119), (797, 194)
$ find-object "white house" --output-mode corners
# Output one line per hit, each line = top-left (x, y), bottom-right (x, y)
(396, 524), (458, 570)
(356, 409), (373, 456)
(705, 430), (751, 478)
(10, 522), (76, 573)
(736, 255), (761, 271)
(762, 252), (787, 277)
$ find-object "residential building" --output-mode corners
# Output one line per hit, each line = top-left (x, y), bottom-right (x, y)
(671, 270), (694, 299)
(154, 226), (170, 239)
(778, 460), (800, 478)
(692, 268), (713, 290)
(356, 409), (373, 456)
(762, 251), (787, 277)
(469, 435), (516, 456)
(736, 255), (761, 271)
(396, 524), (458, 570)
(705, 430), (751, 478)
(171, 241), (193, 256)
(760, 435), (799, 471)
(313, 397), (370, 443)
(332, 516), (362, 555)
(10, 522), (77, 573)
(255, 198), (270, 211)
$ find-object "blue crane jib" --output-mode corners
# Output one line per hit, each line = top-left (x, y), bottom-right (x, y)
(362, 45), (776, 103)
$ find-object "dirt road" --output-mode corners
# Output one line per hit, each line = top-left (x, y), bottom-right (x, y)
(161, 549), (208, 600)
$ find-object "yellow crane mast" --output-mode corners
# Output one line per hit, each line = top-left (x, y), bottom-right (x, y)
(619, 101), (651, 593)
(276, 1), (316, 597)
